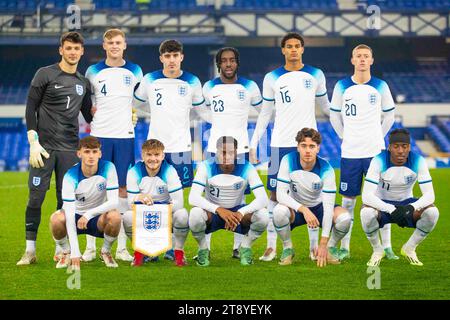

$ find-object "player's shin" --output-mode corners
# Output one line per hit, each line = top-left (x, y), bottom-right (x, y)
(116, 197), (129, 252)
(404, 207), (439, 251)
(266, 200), (278, 249)
(360, 207), (382, 252)
(308, 226), (319, 252)
(380, 224), (392, 249)
(241, 209), (269, 248)
(205, 233), (212, 250)
(328, 212), (352, 248)
(189, 207), (208, 249)
(340, 197), (356, 251)
(273, 205), (293, 249)
(173, 208), (189, 250)
(86, 235), (96, 251)
(122, 210), (133, 240)
(233, 233), (243, 250)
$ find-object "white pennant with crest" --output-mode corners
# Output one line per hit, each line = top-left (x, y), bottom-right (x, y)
(132, 203), (172, 257)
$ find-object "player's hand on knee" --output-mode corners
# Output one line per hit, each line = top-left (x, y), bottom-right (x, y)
(391, 205), (414, 227)
(300, 207), (319, 228)
(27, 130), (50, 168)
(77, 216), (89, 230)
(217, 207), (240, 231)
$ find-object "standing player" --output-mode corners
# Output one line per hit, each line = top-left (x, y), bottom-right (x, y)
(361, 129), (438, 267)
(189, 136), (269, 266)
(202, 47), (263, 259)
(133, 39), (209, 260)
(122, 139), (189, 267)
(273, 128), (351, 266)
(249, 32), (330, 262)
(83, 29), (143, 263)
(49, 136), (122, 270)
(330, 44), (396, 260)
(17, 32), (93, 265)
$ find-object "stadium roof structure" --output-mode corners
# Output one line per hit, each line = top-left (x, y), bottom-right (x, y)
(0, 2), (449, 45)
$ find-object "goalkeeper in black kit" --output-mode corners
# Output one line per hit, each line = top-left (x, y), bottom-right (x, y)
(17, 31), (93, 265)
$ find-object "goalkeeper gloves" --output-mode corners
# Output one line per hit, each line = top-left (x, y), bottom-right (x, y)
(132, 108), (138, 127)
(390, 205), (415, 227)
(27, 130), (50, 168)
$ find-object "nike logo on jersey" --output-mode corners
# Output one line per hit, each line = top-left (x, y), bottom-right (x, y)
(213, 95), (220, 98)
(98, 80), (106, 83)
(54, 85), (64, 89)
(345, 98), (353, 101)
(280, 85), (288, 89)
(155, 88), (163, 91)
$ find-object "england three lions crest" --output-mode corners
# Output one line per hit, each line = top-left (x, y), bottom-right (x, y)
(236, 89), (246, 101)
(75, 84), (84, 96)
(144, 210), (161, 232)
(369, 93), (377, 105)
(178, 85), (187, 97)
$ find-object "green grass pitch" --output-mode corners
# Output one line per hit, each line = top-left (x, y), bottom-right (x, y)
(0, 169), (449, 300)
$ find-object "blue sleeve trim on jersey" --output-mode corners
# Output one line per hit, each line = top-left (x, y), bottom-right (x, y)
(252, 99), (263, 106)
(322, 190), (336, 194)
(382, 107), (395, 112)
(418, 180), (432, 184)
(127, 190), (140, 194)
(169, 186), (183, 193)
(277, 178), (290, 184)
(192, 98), (205, 106)
(193, 181), (206, 187)
(315, 91), (327, 97)
(263, 97), (275, 102)
(251, 184), (264, 190)
(106, 187), (119, 191)
(63, 199), (75, 202)
(330, 107), (341, 112)
(134, 93), (146, 102)
(365, 178), (379, 185)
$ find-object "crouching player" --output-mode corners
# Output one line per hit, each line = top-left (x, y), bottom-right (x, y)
(273, 128), (352, 267)
(123, 139), (189, 267)
(189, 136), (269, 266)
(361, 129), (439, 267)
(49, 136), (121, 269)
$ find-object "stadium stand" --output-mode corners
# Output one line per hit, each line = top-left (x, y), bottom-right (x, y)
(361, 0), (450, 11)
(2, 0), (449, 12)
(427, 117), (450, 153)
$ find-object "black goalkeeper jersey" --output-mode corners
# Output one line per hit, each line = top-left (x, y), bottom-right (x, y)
(25, 63), (92, 151)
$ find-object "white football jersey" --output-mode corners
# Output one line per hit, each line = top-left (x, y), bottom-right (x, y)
(126, 160), (182, 204)
(364, 150), (432, 202)
(203, 77), (262, 154)
(192, 159), (264, 209)
(85, 60), (143, 138)
(133, 70), (204, 153)
(62, 160), (119, 214)
(277, 152), (336, 207)
(262, 65), (327, 147)
(330, 76), (395, 158)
